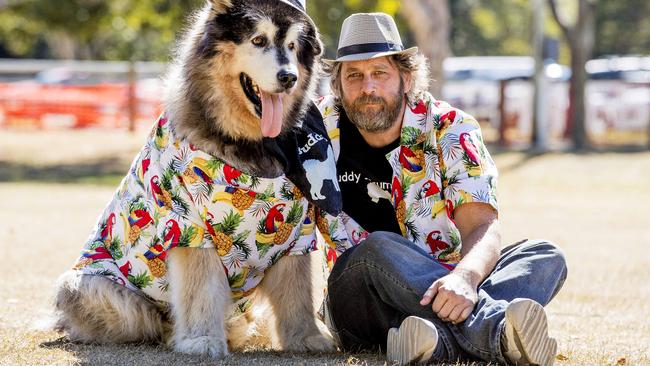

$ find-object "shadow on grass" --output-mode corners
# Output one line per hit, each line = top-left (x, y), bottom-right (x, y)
(0, 159), (127, 186)
(39, 337), (493, 366)
(38, 337), (390, 366)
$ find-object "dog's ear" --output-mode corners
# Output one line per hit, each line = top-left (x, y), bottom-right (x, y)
(209, 0), (233, 14)
(303, 26), (323, 57)
(311, 34), (323, 57)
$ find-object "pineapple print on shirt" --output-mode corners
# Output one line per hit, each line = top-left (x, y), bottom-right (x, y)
(73, 114), (318, 316)
(316, 93), (499, 270)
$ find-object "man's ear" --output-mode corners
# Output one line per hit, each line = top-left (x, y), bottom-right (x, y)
(209, 0), (233, 14)
(403, 72), (414, 95)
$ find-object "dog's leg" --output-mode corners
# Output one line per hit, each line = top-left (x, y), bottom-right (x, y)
(54, 270), (168, 343)
(257, 254), (335, 352)
(167, 247), (230, 358)
(226, 311), (258, 350)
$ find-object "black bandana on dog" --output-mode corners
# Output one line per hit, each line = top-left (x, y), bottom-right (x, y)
(263, 102), (342, 216)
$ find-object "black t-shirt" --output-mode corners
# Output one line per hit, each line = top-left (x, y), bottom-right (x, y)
(337, 109), (401, 234)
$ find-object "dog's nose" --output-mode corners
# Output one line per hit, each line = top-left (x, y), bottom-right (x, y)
(277, 70), (297, 90)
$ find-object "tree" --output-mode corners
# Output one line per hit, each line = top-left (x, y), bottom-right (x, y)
(0, 0), (202, 60)
(549, 0), (596, 150)
(400, 0), (450, 98)
(449, 0), (533, 57)
(593, 0), (650, 57)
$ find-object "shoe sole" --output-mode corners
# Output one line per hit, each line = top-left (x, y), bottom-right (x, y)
(386, 316), (438, 365)
(505, 299), (557, 366)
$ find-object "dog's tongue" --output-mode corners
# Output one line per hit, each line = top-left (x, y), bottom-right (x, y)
(260, 91), (283, 138)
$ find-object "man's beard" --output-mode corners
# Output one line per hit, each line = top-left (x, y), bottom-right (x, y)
(342, 78), (405, 133)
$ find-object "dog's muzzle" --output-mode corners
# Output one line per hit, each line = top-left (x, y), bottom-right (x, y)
(277, 70), (297, 90)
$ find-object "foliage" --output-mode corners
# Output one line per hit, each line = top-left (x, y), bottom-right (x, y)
(450, 0), (532, 56)
(0, 0), (202, 60)
(0, 0), (647, 60)
(593, 0), (650, 56)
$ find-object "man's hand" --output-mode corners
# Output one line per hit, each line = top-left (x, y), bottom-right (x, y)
(418, 202), (501, 324)
(420, 272), (478, 324)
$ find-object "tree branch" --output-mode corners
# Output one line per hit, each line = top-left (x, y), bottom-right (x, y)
(547, 0), (573, 40)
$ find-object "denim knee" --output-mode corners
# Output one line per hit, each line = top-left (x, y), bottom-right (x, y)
(520, 239), (568, 299)
(349, 231), (407, 262)
(526, 240), (567, 277)
(327, 233), (399, 286)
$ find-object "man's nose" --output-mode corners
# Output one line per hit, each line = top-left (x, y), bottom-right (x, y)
(360, 77), (376, 94)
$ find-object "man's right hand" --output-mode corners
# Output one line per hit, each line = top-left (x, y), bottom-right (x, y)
(420, 271), (478, 324)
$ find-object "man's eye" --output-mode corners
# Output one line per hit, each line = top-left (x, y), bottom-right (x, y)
(348, 73), (361, 79)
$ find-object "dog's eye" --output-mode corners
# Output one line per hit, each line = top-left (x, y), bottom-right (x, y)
(287, 42), (295, 51)
(251, 35), (267, 47)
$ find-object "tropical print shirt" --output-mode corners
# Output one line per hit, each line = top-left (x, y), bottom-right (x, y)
(73, 114), (318, 316)
(316, 92), (499, 270)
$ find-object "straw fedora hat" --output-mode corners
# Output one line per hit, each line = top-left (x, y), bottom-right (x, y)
(325, 12), (418, 63)
(279, 0), (306, 12)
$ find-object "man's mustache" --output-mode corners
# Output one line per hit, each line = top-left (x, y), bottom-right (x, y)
(354, 94), (386, 106)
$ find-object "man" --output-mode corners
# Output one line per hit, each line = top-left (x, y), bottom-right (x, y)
(315, 13), (567, 366)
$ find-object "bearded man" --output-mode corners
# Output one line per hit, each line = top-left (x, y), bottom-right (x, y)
(315, 12), (567, 366)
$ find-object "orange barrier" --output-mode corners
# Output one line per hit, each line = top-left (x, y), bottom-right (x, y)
(0, 82), (162, 129)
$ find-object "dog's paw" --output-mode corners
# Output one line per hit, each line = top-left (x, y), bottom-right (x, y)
(302, 332), (337, 352)
(282, 330), (336, 353)
(173, 336), (229, 358)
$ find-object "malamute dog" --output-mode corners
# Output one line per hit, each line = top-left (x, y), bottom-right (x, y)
(53, 0), (335, 358)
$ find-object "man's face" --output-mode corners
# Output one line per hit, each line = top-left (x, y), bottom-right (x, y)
(340, 56), (409, 133)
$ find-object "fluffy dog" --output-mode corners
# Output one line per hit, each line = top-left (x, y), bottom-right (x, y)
(53, 0), (335, 358)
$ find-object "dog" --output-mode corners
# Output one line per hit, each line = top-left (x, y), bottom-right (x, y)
(53, 0), (335, 358)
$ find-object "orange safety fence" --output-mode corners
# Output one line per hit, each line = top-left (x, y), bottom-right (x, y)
(0, 82), (162, 129)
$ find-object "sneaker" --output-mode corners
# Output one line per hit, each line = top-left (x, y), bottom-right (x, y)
(386, 316), (438, 365)
(502, 298), (557, 366)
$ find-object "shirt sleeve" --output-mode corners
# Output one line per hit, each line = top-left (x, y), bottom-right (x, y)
(315, 208), (366, 269)
(437, 109), (499, 214)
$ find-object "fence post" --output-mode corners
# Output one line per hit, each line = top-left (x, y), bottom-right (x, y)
(498, 79), (508, 147)
(646, 82), (650, 149)
(127, 60), (137, 132)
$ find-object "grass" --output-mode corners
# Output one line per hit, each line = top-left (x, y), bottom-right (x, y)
(1, 128), (649, 365)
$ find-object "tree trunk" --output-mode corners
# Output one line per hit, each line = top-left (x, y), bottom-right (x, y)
(570, 0), (595, 150)
(549, 0), (595, 150)
(400, 0), (450, 98)
(531, 0), (548, 150)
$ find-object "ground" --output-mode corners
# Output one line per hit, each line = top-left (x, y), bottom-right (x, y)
(0, 128), (649, 365)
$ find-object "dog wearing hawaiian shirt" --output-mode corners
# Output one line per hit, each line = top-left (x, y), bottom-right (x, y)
(53, 0), (334, 358)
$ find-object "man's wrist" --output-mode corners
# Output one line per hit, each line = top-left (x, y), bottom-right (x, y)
(451, 267), (482, 288)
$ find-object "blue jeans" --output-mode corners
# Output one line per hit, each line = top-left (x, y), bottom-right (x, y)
(326, 231), (567, 364)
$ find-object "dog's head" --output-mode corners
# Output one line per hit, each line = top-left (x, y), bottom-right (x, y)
(171, 0), (323, 142)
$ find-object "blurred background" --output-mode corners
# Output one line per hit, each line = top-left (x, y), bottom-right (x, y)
(1, 2), (650, 365)
(0, 0), (648, 150)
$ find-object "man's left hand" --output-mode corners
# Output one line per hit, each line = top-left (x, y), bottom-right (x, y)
(419, 272), (478, 324)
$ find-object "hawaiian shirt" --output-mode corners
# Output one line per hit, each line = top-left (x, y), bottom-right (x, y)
(316, 92), (499, 270)
(74, 114), (318, 315)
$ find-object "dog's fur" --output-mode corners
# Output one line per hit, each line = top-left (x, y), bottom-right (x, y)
(54, 0), (334, 358)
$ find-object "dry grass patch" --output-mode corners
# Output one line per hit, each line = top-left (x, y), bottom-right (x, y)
(1, 129), (649, 365)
